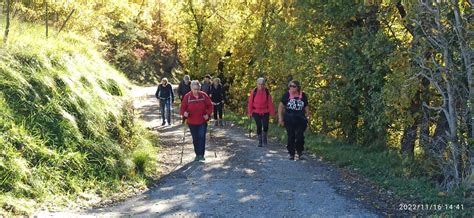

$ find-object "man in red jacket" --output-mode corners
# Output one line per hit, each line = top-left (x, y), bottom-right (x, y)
(180, 80), (213, 161)
(247, 78), (276, 147)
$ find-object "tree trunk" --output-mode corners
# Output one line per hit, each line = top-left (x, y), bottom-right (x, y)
(45, 0), (48, 38)
(452, 0), (473, 139)
(419, 78), (431, 148)
(4, 0), (11, 44)
(188, 0), (203, 70)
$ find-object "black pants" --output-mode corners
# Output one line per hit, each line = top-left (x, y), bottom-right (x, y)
(213, 104), (223, 120)
(284, 117), (307, 155)
(252, 113), (269, 135)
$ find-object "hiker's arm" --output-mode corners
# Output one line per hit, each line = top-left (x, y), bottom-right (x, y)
(170, 85), (175, 102)
(278, 102), (285, 126)
(304, 93), (309, 119)
(247, 91), (253, 117)
(268, 94), (276, 117)
(180, 96), (187, 116)
(305, 106), (310, 120)
(205, 95), (213, 119)
(155, 86), (160, 99)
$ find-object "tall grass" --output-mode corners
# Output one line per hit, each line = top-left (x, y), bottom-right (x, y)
(0, 19), (157, 214)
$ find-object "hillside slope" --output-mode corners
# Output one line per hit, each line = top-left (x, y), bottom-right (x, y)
(0, 20), (157, 214)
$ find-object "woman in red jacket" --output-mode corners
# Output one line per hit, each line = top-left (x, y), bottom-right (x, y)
(180, 80), (213, 161)
(247, 78), (276, 147)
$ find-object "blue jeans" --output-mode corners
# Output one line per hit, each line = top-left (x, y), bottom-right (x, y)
(160, 98), (171, 123)
(188, 123), (208, 156)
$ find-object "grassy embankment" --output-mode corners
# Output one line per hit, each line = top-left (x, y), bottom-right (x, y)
(0, 19), (158, 214)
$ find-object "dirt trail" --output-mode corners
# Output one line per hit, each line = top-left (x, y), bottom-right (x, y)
(38, 86), (384, 217)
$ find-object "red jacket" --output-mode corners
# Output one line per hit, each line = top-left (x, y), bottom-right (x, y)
(180, 91), (213, 125)
(247, 88), (275, 116)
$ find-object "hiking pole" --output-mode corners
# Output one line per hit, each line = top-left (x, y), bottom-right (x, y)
(170, 99), (173, 125)
(208, 120), (217, 158)
(221, 102), (225, 127)
(248, 116), (252, 138)
(180, 118), (187, 165)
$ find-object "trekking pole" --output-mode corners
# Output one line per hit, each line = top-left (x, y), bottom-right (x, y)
(222, 103), (225, 127)
(180, 118), (186, 164)
(170, 99), (173, 125)
(208, 120), (217, 158)
(248, 117), (252, 138)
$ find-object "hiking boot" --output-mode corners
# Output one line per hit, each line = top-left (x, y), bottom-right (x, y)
(262, 132), (268, 146)
(198, 155), (206, 162)
(257, 134), (263, 147)
(161, 121), (166, 126)
(289, 155), (295, 160)
(297, 151), (304, 160)
(194, 156), (200, 162)
(297, 154), (305, 160)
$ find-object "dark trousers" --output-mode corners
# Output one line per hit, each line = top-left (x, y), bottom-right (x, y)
(213, 103), (223, 120)
(188, 123), (208, 156)
(284, 118), (307, 156)
(160, 98), (171, 123)
(252, 113), (269, 135)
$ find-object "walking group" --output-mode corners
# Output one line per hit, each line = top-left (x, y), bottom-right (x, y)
(155, 75), (309, 162)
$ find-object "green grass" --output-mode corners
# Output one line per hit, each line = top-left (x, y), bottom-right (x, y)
(225, 112), (472, 216)
(0, 19), (158, 215)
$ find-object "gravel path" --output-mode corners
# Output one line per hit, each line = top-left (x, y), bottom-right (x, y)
(38, 86), (381, 217)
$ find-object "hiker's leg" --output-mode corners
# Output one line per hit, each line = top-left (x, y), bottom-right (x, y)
(285, 121), (296, 156)
(262, 113), (269, 132)
(213, 105), (218, 120)
(252, 114), (263, 135)
(165, 99), (171, 124)
(262, 113), (269, 145)
(253, 113), (264, 146)
(188, 124), (199, 156)
(197, 123), (207, 156)
(295, 120), (308, 155)
(217, 104), (223, 120)
(160, 99), (166, 124)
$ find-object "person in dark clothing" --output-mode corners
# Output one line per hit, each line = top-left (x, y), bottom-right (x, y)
(180, 80), (213, 162)
(278, 80), (309, 160)
(155, 78), (174, 126)
(247, 78), (276, 147)
(178, 75), (191, 101)
(209, 77), (226, 126)
(201, 74), (212, 95)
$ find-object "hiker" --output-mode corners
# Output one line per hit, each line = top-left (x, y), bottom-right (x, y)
(155, 78), (174, 126)
(178, 75), (191, 101)
(180, 80), (213, 161)
(201, 74), (212, 95)
(278, 80), (309, 160)
(247, 77), (275, 147)
(209, 77), (226, 126)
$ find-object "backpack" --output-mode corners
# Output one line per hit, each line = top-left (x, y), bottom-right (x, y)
(252, 88), (270, 102)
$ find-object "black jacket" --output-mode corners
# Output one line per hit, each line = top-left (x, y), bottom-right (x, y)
(201, 81), (212, 94)
(178, 81), (191, 99)
(209, 84), (226, 103)
(155, 84), (174, 101)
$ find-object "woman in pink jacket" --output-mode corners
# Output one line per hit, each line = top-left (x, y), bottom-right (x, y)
(247, 78), (276, 147)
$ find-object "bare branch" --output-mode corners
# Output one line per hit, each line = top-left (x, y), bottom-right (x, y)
(423, 102), (448, 116)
